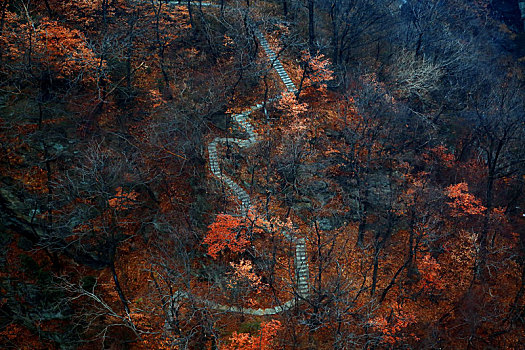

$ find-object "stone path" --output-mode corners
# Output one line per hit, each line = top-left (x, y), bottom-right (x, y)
(170, 0), (309, 315)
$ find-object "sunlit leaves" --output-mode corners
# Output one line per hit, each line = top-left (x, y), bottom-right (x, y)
(1, 12), (98, 82)
(203, 214), (249, 259)
(276, 91), (308, 120)
(222, 320), (282, 350)
(417, 254), (444, 291)
(445, 183), (486, 217)
(108, 187), (139, 210)
(228, 259), (265, 294)
(369, 302), (418, 345)
(301, 50), (334, 92)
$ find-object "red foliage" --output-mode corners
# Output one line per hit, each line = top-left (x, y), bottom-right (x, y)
(301, 50), (334, 92)
(417, 254), (444, 291)
(445, 183), (486, 217)
(277, 91), (308, 120)
(203, 214), (250, 259)
(369, 302), (418, 345)
(222, 320), (282, 350)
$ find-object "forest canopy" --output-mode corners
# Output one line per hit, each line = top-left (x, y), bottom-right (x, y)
(0, 0), (524, 349)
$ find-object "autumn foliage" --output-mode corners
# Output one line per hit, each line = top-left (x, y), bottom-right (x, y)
(445, 182), (486, 217)
(222, 320), (282, 350)
(203, 214), (250, 259)
(0, 0), (524, 349)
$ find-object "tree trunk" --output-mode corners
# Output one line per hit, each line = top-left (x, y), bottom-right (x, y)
(43, 0), (53, 17)
(330, 1), (339, 65)
(307, 0), (315, 54)
(356, 183), (369, 247)
(370, 233), (381, 296)
(110, 258), (130, 315)
(407, 210), (417, 279)
(282, 0), (288, 17)
(477, 168), (494, 278)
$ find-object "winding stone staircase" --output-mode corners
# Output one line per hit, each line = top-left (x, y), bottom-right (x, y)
(171, 1), (309, 315)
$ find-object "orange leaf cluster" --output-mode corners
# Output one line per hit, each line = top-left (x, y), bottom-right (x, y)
(222, 320), (282, 350)
(203, 214), (249, 259)
(302, 50), (334, 92)
(277, 91), (308, 120)
(422, 145), (455, 167)
(228, 259), (265, 293)
(370, 302), (418, 345)
(108, 187), (139, 210)
(417, 254), (444, 291)
(445, 183), (486, 217)
(1, 12), (98, 81)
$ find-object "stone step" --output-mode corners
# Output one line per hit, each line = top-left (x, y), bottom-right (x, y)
(206, 27), (311, 311)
